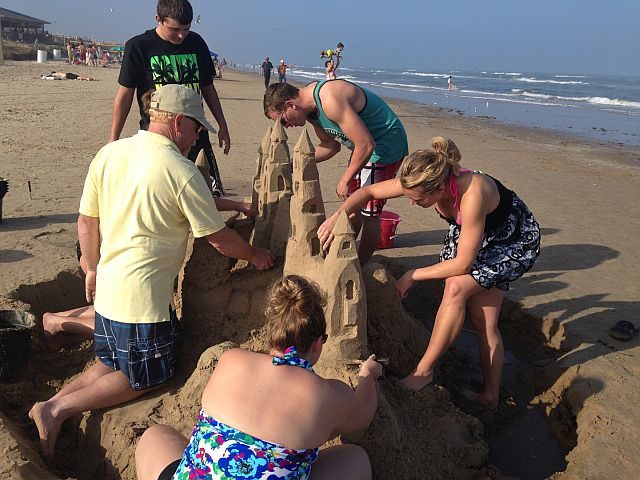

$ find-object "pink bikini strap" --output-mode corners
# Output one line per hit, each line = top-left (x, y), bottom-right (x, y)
(449, 169), (471, 224)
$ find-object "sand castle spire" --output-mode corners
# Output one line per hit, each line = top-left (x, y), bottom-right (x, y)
(321, 210), (367, 363)
(251, 120), (293, 254)
(252, 126), (273, 210)
(281, 128), (367, 369)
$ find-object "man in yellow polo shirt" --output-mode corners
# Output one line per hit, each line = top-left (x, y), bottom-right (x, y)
(29, 84), (274, 459)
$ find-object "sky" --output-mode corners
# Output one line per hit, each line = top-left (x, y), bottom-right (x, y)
(4, 0), (640, 76)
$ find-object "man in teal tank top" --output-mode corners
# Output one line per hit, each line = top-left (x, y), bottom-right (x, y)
(264, 80), (408, 264)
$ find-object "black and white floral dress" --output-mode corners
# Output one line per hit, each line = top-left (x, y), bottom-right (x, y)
(439, 174), (540, 291)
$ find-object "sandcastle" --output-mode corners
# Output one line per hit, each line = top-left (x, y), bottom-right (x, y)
(0, 121), (494, 480)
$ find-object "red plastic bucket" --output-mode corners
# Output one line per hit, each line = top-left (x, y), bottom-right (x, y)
(377, 211), (401, 249)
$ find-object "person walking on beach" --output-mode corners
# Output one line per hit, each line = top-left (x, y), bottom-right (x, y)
(447, 75), (455, 90)
(264, 80), (408, 265)
(277, 59), (293, 83)
(135, 275), (381, 480)
(109, 0), (231, 196)
(317, 137), (540, 408)
(261, 57), (274, 90)
(29, 84), (274, 459)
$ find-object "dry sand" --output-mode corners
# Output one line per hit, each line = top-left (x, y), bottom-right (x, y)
(0, 60), (639, 479)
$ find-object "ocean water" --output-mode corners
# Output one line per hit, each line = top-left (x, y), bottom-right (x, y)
(246, 65), (640, 147)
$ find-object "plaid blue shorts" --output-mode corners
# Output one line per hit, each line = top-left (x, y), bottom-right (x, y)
(94, 309), (180, 390)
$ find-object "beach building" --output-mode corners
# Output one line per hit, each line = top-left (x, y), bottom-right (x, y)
(0, 7), (50, 43)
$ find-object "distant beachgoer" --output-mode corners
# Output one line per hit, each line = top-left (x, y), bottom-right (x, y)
(448, 75), (454, 90)
(320, 42), (344, 61)
(78, 42), (86, 65)
(28, 84), (273, 460)
(110, 0), (231, 197)
(278, 59), (294, 83)
(66, 42), (74, 64)
(261, 56), (274, 90)
(325, 58), (339, 80)
(317, 137), (541, 408)
(41, 72), (97, 81)
(264, 80), (408, 265)
(135, 275), (381, 480)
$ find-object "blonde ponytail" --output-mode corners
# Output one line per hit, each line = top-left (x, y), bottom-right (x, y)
(399, 137), (462, 192)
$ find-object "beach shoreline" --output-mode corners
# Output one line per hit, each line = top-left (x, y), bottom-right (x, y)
(1, 62), (639, 479)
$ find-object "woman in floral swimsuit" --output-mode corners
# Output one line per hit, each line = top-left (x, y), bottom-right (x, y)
(135, 275), (382, 480)
(318, 136), (540, 410)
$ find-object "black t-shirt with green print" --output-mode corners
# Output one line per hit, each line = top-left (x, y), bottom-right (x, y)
(119, 28), (215, 138)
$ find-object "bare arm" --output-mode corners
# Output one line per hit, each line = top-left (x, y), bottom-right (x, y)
(206, 226), (273, 270)
(109, 86), (135, 142)
(77, 214), (100, 302)
(213, 197), (255, 217)
(395, 191), (486, 297)
(201, 83), (231, 154)
(317, 179), (404, 250)
(319, 85), (376, 199)
(333, 355), (383, 435)
(311, 122), (341, 163)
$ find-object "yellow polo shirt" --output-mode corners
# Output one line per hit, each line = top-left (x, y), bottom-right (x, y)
(79, 130), (225, 324)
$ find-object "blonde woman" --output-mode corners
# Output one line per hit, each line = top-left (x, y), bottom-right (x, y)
(318, 137), (540, 409)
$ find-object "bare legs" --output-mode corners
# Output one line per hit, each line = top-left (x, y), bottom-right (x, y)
(348, 213), (380, 266)
(465, 287), (505, 409)
(135, 425), (188, 480)
(401, 275), (504, 400)
(135, 425), (372, 480)
(42, 306), (95, 349)
(29, 360), (147, 458)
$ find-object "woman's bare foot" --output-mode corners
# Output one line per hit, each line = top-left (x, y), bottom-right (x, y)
(28, 402), (61, 459)
(463, 388), (498, 411)
(400, 371), (433, 391)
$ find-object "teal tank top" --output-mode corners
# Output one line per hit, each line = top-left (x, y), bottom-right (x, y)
(312, 80), (408, 165)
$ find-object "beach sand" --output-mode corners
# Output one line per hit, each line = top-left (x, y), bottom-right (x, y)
(0, 61), (639, 479)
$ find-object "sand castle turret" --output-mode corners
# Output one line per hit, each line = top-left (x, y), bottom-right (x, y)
(282, 127), (367, 369)
(251, 121), (292, 257)
(320, 211), (367, 363)
(251, 126), (273, 208)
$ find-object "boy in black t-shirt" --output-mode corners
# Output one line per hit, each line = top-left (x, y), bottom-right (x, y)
(109, 0), (230, 195)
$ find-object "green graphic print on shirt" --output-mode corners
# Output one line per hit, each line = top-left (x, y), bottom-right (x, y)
(150, 53), (201, 93)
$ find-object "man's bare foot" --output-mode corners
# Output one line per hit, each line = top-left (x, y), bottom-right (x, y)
(42, 314), (63, 351)
(28, 402), (61, 458)
(400, 371), (433, 391)
(462, 389), (498, 411)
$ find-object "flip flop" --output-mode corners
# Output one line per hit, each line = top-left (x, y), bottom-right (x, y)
(608, 320), (639, 341)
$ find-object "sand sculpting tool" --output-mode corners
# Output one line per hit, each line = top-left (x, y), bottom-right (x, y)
(344, 357), (389, 366)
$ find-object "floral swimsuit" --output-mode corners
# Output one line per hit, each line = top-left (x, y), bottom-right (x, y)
(172, 347), (319, 479)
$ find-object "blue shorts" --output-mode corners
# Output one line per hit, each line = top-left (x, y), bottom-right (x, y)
(94, 309), (180, 390)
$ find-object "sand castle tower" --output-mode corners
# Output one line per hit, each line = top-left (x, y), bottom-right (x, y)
(251, 121), (292, 259)
(251, 126), (272, 208)
(282, 127), (367, 368)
